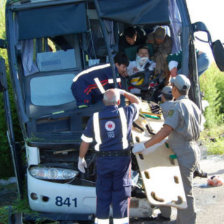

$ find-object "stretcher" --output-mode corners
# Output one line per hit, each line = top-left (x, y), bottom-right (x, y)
(132, 113), (187, 209)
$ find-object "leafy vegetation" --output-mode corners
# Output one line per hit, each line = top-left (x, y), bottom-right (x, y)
(0, 0), (15, 178)
(0, 0), (23, 178)
(200, 125), (224, 155)
(0, 206), (8, 224)
(0, 197), (40, 224)
(199, 63), (224, 154)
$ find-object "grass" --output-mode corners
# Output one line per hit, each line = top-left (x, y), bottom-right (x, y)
(200, 125), (224, 155)
(0, 197), (50, 224)
(0, 206), (9, 224)
(0, 182), (31, 224)
(199, 63), (224, 155)
(0, 199), (30, 224)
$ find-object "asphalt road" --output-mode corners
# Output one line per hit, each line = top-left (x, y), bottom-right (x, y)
(131, 155), (224, 224)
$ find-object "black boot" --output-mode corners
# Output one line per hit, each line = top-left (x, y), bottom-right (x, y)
(193, 170), (208, 178)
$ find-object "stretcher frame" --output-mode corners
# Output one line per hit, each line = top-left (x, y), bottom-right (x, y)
(132, 117), (187, 209)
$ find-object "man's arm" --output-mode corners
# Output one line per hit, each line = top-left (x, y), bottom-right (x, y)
(123, 90), (141, 105)
(78, 141), (90, 173)
(167, 51), (182, 77)
(79, 141), (90, 158)
(132, 124), (173, 154)
(78, 115), (94, 173)
(144, 124), (173, 148)
(79, 116), (94, 157)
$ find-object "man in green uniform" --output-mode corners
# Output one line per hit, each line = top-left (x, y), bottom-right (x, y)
(133, 75), (204, 224)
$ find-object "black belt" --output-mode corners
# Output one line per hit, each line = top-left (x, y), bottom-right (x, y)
(96, 150), (131, 157)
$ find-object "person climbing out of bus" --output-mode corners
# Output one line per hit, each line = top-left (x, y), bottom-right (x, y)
(119, 26), (149, 61)
(147, 26), (172, 84)
(119, 26), (146, 52)
(71, 52), (129, 108)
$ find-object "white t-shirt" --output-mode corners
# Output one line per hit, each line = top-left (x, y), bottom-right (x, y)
(127, 59), (156, 76)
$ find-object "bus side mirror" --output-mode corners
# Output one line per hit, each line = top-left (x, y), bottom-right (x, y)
(192, 22), (209, 33)
(192, 22), (224, 72)
(0, 39), (7, 49)
(212, 40), (224, 72)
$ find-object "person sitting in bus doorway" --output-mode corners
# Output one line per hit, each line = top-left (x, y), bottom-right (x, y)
(127, 45), (156, 76)
(167, 49), (210, 77)
(126, 45), (156, 95)
(78, 88), (141, 224)
(132, 75), (204, 224)
(147, 26), (172, 84)
(71, 52), (129, 108)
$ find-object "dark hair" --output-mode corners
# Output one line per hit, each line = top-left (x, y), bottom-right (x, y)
(163, 93), (173, 101)
(124, 27), (137, 38)
(173, 85), (189, 95)
(137, 45), (149, 54)
(179, 89), (189, 95)
(114, 52), (129, 66)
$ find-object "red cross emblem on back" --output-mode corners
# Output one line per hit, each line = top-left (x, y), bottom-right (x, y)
(105, 121), (115, 131)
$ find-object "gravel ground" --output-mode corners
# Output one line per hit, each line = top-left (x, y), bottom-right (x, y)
(1, 155), (224, 224)
(131, 155), (224, 224)
(193, 155), (224, 224)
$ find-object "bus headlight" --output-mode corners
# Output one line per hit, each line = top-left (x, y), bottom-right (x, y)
(29, 166), (78, 181)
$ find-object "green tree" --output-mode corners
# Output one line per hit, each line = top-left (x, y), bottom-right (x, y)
(0, 0), (19, 178)
(200, 63), (224, 128)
